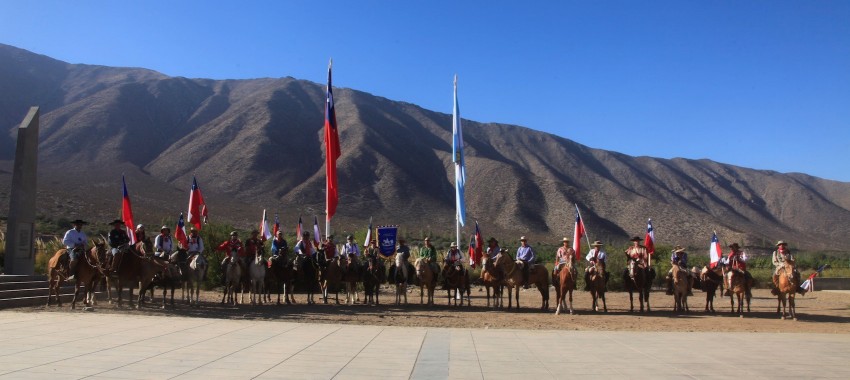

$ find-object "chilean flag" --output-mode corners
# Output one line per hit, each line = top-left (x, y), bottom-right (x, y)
(313, 215), (321, 245)
(709, 231), (722, 268)
(187, 177), (208, 230)
(273, 214), (280, 237)
(296, 216), (303, 239)
(175, 212), (188, 249)
(644, 219), (655, 256)
(573, 205), (586, 260)
(324, 60), (341, 222)
(121, 175), (136, 244)
(363, 217), (373, 248)
(469, 221), (483, 268)
(260, 209), (272, 241)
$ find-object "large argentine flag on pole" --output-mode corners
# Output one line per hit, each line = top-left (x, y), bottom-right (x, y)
(709, 231), (723, 268)
(453, 75), (466, 227)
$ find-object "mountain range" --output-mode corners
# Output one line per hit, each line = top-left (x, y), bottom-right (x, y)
(2, 43), (849, 251)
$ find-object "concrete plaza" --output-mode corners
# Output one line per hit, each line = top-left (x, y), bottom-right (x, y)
(0, 310), (846, 379)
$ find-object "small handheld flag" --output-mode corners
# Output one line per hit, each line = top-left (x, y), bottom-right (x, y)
(260, 209), (272, 241)
(273, 214), (280, 237)
(175, 212), (188, 248)
(313, 216), (321, 245)
(469, 221), (483, 268)
(363, 217), (373, 247)
(296, 216), (303, 238)
(709, 231), (722, 268)
(644, 219), (655, 256)
(121, 175), (136, 244)
(188, 177), (208, 230)
(573, 205), (586, 260)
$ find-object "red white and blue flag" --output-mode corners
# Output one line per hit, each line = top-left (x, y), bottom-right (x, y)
(121, 175), (136, 244)
(313, 215), (321, 245)
(175, 212), (188, 249)
(573, 205), (586, 260)
(296, 216), (303, 239)
(325, 60), (341, 222)
(187, 177), (208, 230)
(644, 219), (655, 256)
(709, 231), (723, 268)
(363, 217), (373, 248)
(273, 214), (280, 237)
(260, 209), (272, 241)
(469, 221), (483, 268)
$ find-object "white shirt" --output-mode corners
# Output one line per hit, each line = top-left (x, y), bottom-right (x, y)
(585, 248), (607, 263)
(63, 228), (87, 250)
(187, 235), (204, 253)
(342, 242), (360, 257)
(155, 234), (173, 253)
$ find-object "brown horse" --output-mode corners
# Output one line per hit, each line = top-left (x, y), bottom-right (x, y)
(775, 257), (799, 320)
(294, 254), (320, 305)
(363, 255), (386, 305)
(415, 257), (437, 305)
(341, 255), (361, 305)
(671, 264), (690, 313)
(266, 253), (296, 305)
(47, 244), (106, 308)
(320, 256), (343, 304)
(479, 253), (503, 308)
(107, 245), (168, 308)
(623, 260), (653, 313)
(698, 266), (723, 313)
(724, 268), (750, 316)
(494, 252), (549, 311)
(442, 262), (470, 306)
(554, 258), (576, 315)
(588, 261), (607, 312)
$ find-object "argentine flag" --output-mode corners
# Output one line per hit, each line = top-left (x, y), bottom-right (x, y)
(453, 75), (466, 226)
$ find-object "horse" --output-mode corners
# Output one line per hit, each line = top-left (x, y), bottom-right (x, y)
(267, 253), (297, 305)
(46, 247), (72, 307)
(319, 256), (343, 304)
(671, 264), (690, 313)
(168, 249), (191, 304)
(389, 255), (413, 305)
(340, 255), (361, 305)
(588, 261), (607, 312)
(414, 257), (437, 306)
(248, 252), (266, 305)
(479, 253), (503, 308)
(697, 265), (723, 313)
(441, 262), (471, 306)
(494, 252), (549, 310)
(187, 252), (208, 307)
(221, 256), (243, 306)
(106, 245), (168, 308)
(145, 256), (181, 309)
(623, 260), (654, 313)
(294, 254), (320, 305)
(362, 255), (386, 305)
(775, 257), (799, 320)
(554, 256), (577, 315)
(723, 266), (750, 316)
(69, 243), (107, 309)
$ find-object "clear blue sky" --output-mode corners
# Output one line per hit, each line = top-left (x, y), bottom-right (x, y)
(3, 1), (849, 181)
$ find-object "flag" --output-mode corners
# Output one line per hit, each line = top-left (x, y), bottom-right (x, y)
(296, 216), (303, 239)
(573, 205), (586, 260)
(313, 215), (321, 245)
(121, 175), (136, 244)
(801, 272), (819, 291)
(273, 214), (280, 237)
(453, 75), (466, 227)
(469, 221), (483, 268)
(324, 59), (341, 222)
(363, 217), (373, 247)
(187, 177), (208, 230)
(175, 212), (188, 248)
(260, 209), (272, 241)
(644, 219), (655, 256)
(709, 231), (723, 268)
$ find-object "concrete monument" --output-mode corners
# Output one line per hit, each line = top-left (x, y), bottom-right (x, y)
(4, 107), (39, 275)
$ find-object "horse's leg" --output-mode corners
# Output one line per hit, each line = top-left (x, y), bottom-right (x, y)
(790, 294), (797, 320)
(645, 288), (651, 312)
(629, 290), (634, 312)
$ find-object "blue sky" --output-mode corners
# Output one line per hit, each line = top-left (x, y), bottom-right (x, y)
(3, 1), (849, 181)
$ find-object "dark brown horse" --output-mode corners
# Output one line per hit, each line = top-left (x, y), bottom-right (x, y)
(363, 255), (386, 305)
(588, 261), (607, 313)
(479, 253), (503, 308)
(442, 262), (471, 306)
(623, 260), (654, 313)
(697, 265), (723, 313)
(341, 255), (361, 304)
(107, 245), (168, 308)
(266, 253), (297, 305)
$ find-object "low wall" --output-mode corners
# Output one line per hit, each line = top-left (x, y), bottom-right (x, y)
(814, 278), (850, 291)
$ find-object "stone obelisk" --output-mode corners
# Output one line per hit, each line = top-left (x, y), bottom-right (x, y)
(4, 107), (39, 275)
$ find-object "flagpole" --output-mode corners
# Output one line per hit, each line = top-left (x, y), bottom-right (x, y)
(575, 204), (593, 252)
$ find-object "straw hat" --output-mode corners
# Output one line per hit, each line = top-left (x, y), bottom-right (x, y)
(450, 242), (458, 248)
(230, 231), (239, 236)
(109, 219), (125, 226)
(776, 240), (787, 247)
(591, 240), (604, 247)
(562, 237), (570, 243)
(70, 219), (88, 225)
(519, 236), (527, 241)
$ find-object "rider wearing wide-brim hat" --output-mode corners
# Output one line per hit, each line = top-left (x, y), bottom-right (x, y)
(154, 225), (173, 259)
(62, 219), (89, 280)
(107, 219), (130, 254)
(442, 241), (465, 289)
(516, 236), (536, 288)
(724, 242), (753, 298)
(418, 237), (440, 274)
(665, 245), (692, 296)
(771, 240), (805, 295)
(216, 231), (245, 284)
(584, 240), (608, 291)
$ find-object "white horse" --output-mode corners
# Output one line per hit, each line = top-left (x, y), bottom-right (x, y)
(394, 254), (408, 305)
(249, 253), (266, 305)
(221, 256), (242, 306)
(187, 253), (207, 307)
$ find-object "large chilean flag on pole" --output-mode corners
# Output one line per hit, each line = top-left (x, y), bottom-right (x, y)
(709, 231), (722, 268)
(121, 175), (136, 244)
(324, 59), (341, 222)
(187, 177), (208, 230)
(644, 219), (655, 256)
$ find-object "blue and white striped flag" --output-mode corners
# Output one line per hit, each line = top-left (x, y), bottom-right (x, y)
(453, 75), (466, 226)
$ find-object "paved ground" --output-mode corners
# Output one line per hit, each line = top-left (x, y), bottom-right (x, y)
(0, 311), (847, 379)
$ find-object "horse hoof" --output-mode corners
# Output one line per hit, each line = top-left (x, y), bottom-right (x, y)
(781, 316), (785, 320)
(793, 317), (798, 321)
(739, 315), (743, 318)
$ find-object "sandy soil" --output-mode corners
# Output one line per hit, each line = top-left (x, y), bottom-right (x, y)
(24, 286), (850, 334)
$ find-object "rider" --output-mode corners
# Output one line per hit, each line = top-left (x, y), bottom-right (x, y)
(321, 235), (338, 266)
(271, 231), (288, 258)
(516, 236), (536, 289)
(584, 240), (607, 291)
(294, 231), (315, 259)
(107, 219), (130, 272)
(623, 236), (648, 279)
(154, 226), (173, 259)
(186, 227), (205, 279)
(134, 224), (153, 254)
(772, 240), (804, 295)
(245, 229), (265, 260)
(341, 234), (360, 262)
(62, 219), (88, 280)
(363, 239), (379, 260)
(216, 231), (245, 285)
(553, 237), (576, 289)
(484, 237), (502, 282)
(419, 237), (441, 277)
(443, 242), (464, 289)
(724, 243), (752, 298)
(665, 245), (689, 295)
(395, 238), (411, 282)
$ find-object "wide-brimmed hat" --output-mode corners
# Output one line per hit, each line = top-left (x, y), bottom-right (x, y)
(487, 237), (498, 243)
(347, 234), (354, 240)
(450, 242), (458, 248)
(160, 225), (170, 232)
(70, 219), (88, 225)
(728, 243), (740, 249)
(591, 240), (604, 247)
(673, 245), (686, 253)
(136, 224), (144, 230)
(519, 236), (527, 241)
(424, 237), (431, 241)
(109, 219), (125, 226)
(230, 231), (239, 236)
(630, 236), (642, 242)
(561, 237), (570, 243)
(776, 240), (787, 247)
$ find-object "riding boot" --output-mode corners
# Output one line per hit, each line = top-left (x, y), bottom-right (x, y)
(665, 275), (673, 295)
(68, 259), (78, 281)
(583, 271), (591, 291)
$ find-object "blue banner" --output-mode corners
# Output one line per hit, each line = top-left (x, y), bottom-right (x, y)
(377, 226), (398, 258)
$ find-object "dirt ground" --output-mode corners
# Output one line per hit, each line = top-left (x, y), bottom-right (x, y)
(25, 286), (850, 334)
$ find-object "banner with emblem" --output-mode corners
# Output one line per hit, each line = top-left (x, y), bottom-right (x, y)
(376, 225), (398, 258)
